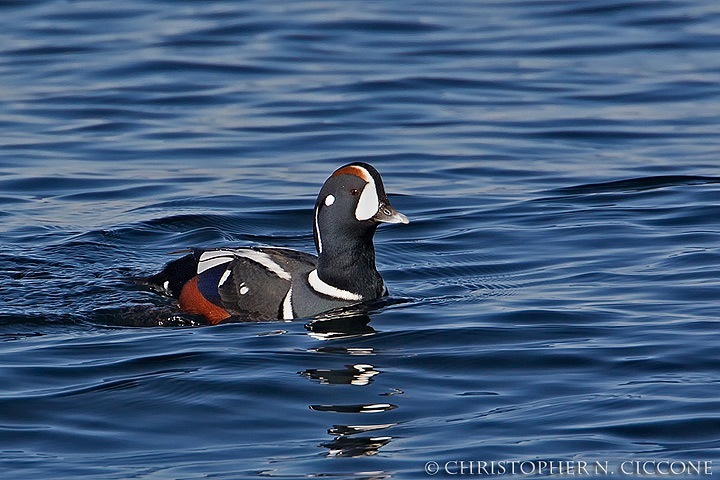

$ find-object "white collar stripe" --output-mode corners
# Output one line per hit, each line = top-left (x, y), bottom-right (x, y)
(308, 269), (363, 301)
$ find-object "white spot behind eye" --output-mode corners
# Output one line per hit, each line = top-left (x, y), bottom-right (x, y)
(325, 194), (335, 206)
(240, 286), (249, 295)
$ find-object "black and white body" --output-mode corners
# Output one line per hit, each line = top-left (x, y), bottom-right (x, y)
(142, 163), (409, 324)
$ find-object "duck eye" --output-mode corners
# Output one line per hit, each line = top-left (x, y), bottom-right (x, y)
(350, 188), (360, 196)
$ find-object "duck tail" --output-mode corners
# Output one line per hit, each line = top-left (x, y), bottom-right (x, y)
(133, 249), (200, 298)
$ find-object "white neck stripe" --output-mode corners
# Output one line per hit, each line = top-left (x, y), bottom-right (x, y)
(308, 269), (363, 301)
(314, 207), (323, 253)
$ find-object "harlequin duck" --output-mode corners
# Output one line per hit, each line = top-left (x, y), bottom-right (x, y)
(141, 163), (409, 324)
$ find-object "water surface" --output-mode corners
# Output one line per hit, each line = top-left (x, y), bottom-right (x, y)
(1, 0), (719, 478)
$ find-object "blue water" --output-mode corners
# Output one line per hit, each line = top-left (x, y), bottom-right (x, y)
(2, 0), (720, 478)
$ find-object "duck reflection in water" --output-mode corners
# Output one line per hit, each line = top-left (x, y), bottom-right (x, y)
(302, 312), (401, 457)
(301, 363), (380, 386)
(304, 311), (376, 340)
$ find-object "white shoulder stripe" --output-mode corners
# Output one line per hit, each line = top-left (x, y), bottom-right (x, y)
(198, 249), (291, 281)
(282, 287), (294, 321)
(218, 268), (232, 287)
(198, 251), (235, 274)
(236, 249), (291, 280)
(308, 269), (363, 301)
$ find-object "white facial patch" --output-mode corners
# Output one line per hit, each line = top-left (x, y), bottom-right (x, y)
(355, 177), (379, 221)
(324, 194), (335, 206)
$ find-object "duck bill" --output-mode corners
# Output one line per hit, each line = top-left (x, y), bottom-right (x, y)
(373, 202), (410, 225)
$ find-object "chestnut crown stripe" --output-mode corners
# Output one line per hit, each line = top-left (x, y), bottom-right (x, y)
(331, 165), (373, 182)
